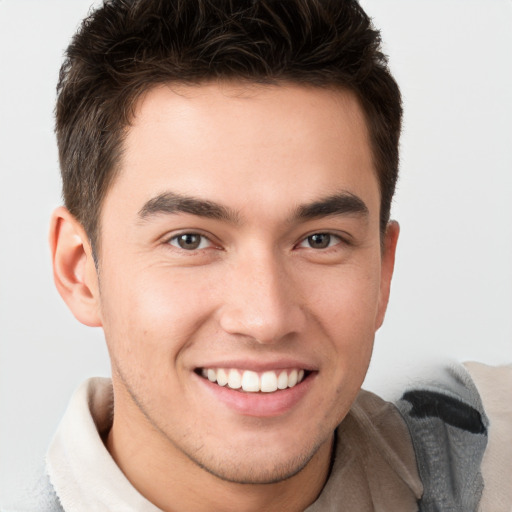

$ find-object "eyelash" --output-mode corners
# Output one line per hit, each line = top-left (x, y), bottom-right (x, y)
(297, 232), (345, 250)
(167, 232), (214, 251)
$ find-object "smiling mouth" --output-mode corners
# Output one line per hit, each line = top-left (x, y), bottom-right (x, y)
(196, 368), (309, 393)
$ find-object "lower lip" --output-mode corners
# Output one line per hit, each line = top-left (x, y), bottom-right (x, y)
(195, 372), (315, 418)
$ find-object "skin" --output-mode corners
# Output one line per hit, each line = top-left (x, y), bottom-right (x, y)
(50, 82), (399, 512)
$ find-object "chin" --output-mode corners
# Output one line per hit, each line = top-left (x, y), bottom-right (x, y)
(181, 426), (331, 485)
(192, 447), (316, 485)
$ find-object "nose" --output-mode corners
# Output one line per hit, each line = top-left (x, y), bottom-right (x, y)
(218, 250), (306, 344)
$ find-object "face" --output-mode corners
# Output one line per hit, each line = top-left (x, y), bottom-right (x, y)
(94, 83), (397, 485)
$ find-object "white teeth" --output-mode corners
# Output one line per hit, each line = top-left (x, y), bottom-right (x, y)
(241, 370), (260, 392)
(260, 371), (278, 393)
(227, 369), (242, 389)
(277, 371), (288, 390)
(216, 368), (228, 386)
(200, 368), (307, 393)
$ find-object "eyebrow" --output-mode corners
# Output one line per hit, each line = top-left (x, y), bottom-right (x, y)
(138, 191), (240, 224)
(138, 190), (369, 225)
(293, 192), (369, 221)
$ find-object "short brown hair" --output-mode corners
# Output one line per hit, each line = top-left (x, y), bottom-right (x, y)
(56, 0), (402, 252)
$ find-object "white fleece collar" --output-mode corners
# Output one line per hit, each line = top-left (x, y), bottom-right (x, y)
(46, 377), (162, 512)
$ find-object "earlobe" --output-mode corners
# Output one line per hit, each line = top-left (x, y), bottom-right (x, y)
(375, 221), (400, 330)
(49, 206), (102, 327)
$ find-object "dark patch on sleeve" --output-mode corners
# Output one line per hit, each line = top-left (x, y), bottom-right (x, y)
(402, 390), (487, 435)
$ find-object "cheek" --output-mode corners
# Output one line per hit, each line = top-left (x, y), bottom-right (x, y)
(308, 259), (382, 327)
(99, 266), (218, 365)
(303, 260), (381, 373)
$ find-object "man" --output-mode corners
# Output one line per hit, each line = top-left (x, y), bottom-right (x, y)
(5, 0), (510, 511)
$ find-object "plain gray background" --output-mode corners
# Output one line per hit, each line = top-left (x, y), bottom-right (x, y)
(1, 0), (511, 503)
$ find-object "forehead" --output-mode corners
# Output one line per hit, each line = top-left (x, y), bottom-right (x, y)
(106, 82), (379, 224)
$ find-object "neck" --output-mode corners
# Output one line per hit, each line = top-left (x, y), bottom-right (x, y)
(106, 400), (333, 512)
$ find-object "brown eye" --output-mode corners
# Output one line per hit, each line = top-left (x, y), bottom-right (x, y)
(306, 233), (331, 249)
(169, 233), (210, 250)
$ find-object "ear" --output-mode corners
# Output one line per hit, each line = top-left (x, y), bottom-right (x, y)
(49, 206), (102, 327)
(375, 221), (400, 330)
